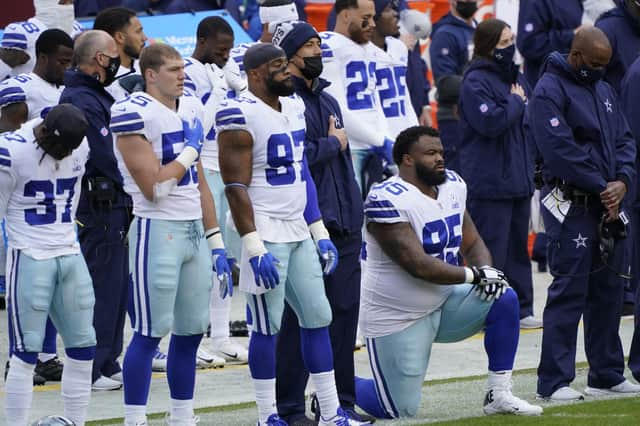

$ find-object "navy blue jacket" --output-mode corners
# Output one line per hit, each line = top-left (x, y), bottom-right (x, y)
(60, 70), (127, 208)
(429, 12), (475, 82)
(293, 76), (363, 236)
(619, 56), (640, 204)
(458, 58), (533, 199)
(527, 52), (636, 196)
(596, 0), (640, 93)
(406, 41), (431, 117)
(517, 0), (583, 88)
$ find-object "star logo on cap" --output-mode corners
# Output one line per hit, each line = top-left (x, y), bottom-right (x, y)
(604, 99), (612, 112)
(573, 233), (588, 249)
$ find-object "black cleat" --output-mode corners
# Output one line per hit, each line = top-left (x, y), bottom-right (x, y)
(35, 356), (64, 382)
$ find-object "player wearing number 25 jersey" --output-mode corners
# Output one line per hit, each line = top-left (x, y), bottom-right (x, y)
(355, 126), (542, 420)
(1, 105), (97, 426)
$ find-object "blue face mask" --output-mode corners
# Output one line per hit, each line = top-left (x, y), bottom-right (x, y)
(576, 63), (605, 85)
(493, 44), (515, 67)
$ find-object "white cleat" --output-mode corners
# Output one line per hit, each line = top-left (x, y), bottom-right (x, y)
(213, 340), (249, 364)
(585, 379), (640, 396)
(152, 348), (168, 372)
(483, 389), (543, 416)
(166, 415), (199, 425)
(196, 347), (225, 369)
(92, 375), (123, 391)
(519, 315), (543, 329)
(124, 421), (147, 426)
(536, 386), (584, 401)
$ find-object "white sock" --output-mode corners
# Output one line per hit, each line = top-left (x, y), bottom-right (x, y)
(61, 356), (92, 426)
(309, 370), (340, 420)
(209, 277), (232, 345)
(5, 355), (35, 426)
(170, 398), (194, 421)
(252, 378), (277, 424)
(488, 370), (512, 391)
(38, 352), (56, 363)
(124, 404), (147, 425)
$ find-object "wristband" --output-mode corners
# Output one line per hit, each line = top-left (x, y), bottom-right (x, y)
(206, 227), (224, 250)
(464, 266), (475, 284)
(175, 146), (199, 170)
(242, 231), (267, 258)
(309, 220), (330, 241)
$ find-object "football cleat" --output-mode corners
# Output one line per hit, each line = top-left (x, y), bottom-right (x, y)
(92, 375), (123, 391)
(35, 356), (64, 381)
(536, 386), (584, 401)
(31, 415), (75, 425)
(212, 340), (248, 364)
(165, 415), (199, 425)
(319, 407), (372, 425)
(152, 348), (168, 372)
(196, 347), (225, 369)
(483, 389), (543, 416)
(257, 414), (287, 426)
(585, 379), (640, 396)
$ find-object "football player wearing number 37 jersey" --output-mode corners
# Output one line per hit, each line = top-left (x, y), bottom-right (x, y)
(110, 44), (232, 426)
(356, 126), (543, 419)
(216, 43), (365, 426)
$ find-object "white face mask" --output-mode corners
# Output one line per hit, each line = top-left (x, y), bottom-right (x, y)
(35, 0), (75, 35)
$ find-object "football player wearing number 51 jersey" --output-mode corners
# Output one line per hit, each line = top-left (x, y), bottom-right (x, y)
(1, 104), (94, 426)
(110, 44), (232, 426)
(216, 43), (365, 426)
(355, 126), (543, 419)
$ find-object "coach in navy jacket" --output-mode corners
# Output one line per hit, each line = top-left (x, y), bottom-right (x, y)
(517, 0), (583, 88)
(596, 0), (640, 93)
(458, 19), (536, 324)
(271, 22), (368, 424)
(529, 27), (638, 399)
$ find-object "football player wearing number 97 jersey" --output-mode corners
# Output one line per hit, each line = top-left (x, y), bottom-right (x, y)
(110, 44), (232, 426)
(320, 0), (393, 194)
(216, 43), (361, 426)
(0, 104), (95, 426)
(356, 126), (542, 419)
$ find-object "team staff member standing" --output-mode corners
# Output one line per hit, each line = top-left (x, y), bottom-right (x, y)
(458, 19), (539, 329)
(271, 22), (369, 425)
(529, 27), (640, 401)
(59, 30), (129, 391)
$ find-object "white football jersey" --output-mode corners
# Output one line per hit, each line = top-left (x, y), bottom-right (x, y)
(229, 42), (255, 81)
(319, 31), (390, 150)
(0, 119), (89, 260)
(215, 91), (309, 243)
(1, 72), (61, 120)
(110, 91), (205, 221)
(359, 172), (467, 338)
(2, 19), (46, 76)
(369, 37), (418, 139)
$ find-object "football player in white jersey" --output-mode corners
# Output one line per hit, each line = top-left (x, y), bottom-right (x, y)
(369, 0), (418, 139)
(217, 43), (369, 426)
(0, 82), (28, 132)
(2, 29), (73, 121)
(1, 19), (46, 77)
(320, 0), (393, 193)
(2, 104), (96, 426)
(229, 0), (300, 80)
(93, 7), (148, 102)
(355, 126), (543, 419)
(111, 43), (232, 426)
(184, 16), (250, 366)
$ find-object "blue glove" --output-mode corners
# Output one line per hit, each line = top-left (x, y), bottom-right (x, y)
(212, 249), (233, 299)
(317, 239), (338, 275)
(249, 252), (280, 289)
(182, 118), (204, 154)
(373, 138), (394, 164)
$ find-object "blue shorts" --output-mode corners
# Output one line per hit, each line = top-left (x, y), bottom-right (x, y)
(6, 248), (96, 353)
(128, 217), (212, 337)
(240, 237), (332, 335)
(366, 284), (493, 417)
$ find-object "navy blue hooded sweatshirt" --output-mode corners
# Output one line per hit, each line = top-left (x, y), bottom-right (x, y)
(429, 12), (475, 82)
(517, 0), (583, 88)
(596, 0), (640, 93)
(527, 52), (636, 195)
(619, 55), (640, 204)
(458, 58), (533, 200)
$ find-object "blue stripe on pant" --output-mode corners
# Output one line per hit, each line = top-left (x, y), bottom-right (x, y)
(536, 200), (626, 396)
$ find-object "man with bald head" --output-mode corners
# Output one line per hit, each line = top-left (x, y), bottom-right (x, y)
(59, 29), (132, 391)
(528, 26), (640, 402)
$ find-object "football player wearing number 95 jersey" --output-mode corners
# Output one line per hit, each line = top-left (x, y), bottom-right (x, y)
(1, 104), (95, 426)
(110, 44), (232, 426)
(216, 43), (364, 426)
(355, 126), (543, 419)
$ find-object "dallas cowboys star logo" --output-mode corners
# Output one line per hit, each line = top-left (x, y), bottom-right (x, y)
(604, 99), (612, 112)
(573, 233), (588, 249)
(495, 53), (503, 60)
(580, 70), (588, 77)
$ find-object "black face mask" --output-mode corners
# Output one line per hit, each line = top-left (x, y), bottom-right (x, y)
(576, 63), (605, 85)
(299, 55), (323, 80)
(100, 54), (121, 87)
(456, 1), (478, 19)
(493, 44), (515, 67)
(266, 68), (295, 96)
